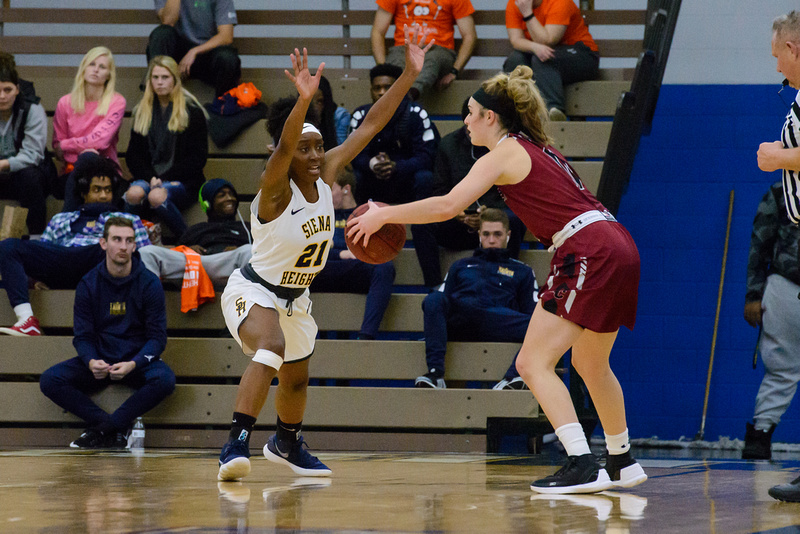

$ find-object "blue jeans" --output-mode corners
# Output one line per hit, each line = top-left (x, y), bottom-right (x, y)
(124, 180), (191, 238)
(40, 356), (176, 431)
(0, 239), (105, 308)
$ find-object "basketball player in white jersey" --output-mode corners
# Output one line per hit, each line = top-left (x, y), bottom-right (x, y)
(758, 11), (800, 223)
(217, 27), (432, 482)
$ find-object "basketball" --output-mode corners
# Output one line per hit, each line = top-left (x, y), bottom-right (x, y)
(345, 202), (406, 264)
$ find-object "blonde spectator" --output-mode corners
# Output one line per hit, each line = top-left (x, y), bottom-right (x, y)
(124, 56), (208, 238)
(52, 46), (126, 211)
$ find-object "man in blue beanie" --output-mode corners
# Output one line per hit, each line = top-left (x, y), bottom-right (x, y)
(139, 178), (251, 287)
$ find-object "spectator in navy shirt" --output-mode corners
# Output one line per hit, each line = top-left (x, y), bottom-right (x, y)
(415, 208), (538, 389)
(39, 217), (175, 449)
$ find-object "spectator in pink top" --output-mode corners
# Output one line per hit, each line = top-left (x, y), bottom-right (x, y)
(52, 47), (126, 212)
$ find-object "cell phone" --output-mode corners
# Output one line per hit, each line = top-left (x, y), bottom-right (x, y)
(464, 208), (479, 215)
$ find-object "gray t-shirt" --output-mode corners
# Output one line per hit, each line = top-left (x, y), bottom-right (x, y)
(154, 0), (237, 46)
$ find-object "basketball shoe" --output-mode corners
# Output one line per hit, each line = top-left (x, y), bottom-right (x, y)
(218, 439), (251, 481)
(531, 453), (613, 494)
(0, 316), (41, 336)
(263, 435), (332, 476)
(603, 451), (647, 488)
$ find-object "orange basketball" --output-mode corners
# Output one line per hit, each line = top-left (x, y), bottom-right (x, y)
(345, 202), (406, 264)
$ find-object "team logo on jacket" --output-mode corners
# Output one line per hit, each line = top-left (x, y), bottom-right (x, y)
(497, 266), (514, 277)
(109, 302), (126, 315)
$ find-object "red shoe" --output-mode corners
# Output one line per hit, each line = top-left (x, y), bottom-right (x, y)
(0, 316), (42, 336)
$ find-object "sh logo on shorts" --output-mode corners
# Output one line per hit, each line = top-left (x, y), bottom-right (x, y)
(235, 297), (246, 317)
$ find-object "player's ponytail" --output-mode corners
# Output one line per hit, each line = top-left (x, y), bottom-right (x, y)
(481, 66), (551, 146)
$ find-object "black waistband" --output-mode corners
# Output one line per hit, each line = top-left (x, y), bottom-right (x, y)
(241, 263), (306, 301)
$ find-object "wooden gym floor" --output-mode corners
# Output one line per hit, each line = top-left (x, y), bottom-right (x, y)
(2, 446), (800, 533)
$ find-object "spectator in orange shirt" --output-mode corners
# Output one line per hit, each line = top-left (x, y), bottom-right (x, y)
(371, 0), (477, 100)
(504, 0), (599, 121)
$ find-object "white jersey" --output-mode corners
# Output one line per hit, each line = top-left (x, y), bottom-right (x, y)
(248, 178), (334, 288)
(781, 91), (800, 224)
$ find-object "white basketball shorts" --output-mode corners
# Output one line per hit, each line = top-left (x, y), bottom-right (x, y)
(221, 269), (317, 363)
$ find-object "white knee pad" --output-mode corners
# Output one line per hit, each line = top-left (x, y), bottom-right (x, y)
(253, 349), (283, 371)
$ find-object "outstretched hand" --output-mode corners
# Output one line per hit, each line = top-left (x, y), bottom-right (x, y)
(284, 47), (325, 101)
(403, 24), (434, 76)
(346, 200), (385, 248)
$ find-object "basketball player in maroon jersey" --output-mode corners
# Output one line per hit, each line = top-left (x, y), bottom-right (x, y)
(348, 65), (646, 494)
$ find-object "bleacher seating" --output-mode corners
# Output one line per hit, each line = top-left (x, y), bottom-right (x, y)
(0, 4), (645, 452)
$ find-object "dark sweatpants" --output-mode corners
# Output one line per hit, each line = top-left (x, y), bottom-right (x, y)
(422, 291), (531, 378)
(0, 239), (105, 308)
(39, 357), (176, 432)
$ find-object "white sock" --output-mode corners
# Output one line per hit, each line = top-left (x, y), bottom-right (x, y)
(605, 428), (630, 455)
(13, 303), (33, 324)
(555, 422), (591, 456)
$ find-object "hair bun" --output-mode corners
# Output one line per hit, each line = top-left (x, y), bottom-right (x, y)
(509, 65), (534, 81)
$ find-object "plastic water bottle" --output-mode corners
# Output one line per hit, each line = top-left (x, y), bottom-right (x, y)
(128, 417), (145, 451)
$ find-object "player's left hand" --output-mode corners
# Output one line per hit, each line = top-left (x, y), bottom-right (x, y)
(757, 140), (785, 172)
(403, 24), (434, 77)
(346, 200), (384, 247)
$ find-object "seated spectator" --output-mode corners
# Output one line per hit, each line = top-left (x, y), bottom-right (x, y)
(371, 0), (476, 100)
(504, 0), (599, 121)
(312, 76), (352, 149)
(0, 157), (150, 337)
(350, 64), (439, 286)
(0, 52), (51, 235)
(414, 98), (527, 287)
(52, 47), (126, 212)
(39, 217), (175, 449)
(309, 171), (395, 340)
(148, 0), (241, 96)
(124, 55), (209, 238)
(415, 209), (538, 389)
(139, 178), (251, 287)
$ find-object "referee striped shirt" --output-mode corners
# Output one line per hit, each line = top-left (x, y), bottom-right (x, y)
(781, 92), (800, 223)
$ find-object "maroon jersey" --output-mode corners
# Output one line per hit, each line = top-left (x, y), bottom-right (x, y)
(497, 134), (640, 332)
(496, 134), (609, 248)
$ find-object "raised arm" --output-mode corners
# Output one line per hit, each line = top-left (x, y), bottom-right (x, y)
(323, 24), (431, 184)
(514, 0), (566, 46)
(257, 48), (323, 222)
(347, 139), (532, 245)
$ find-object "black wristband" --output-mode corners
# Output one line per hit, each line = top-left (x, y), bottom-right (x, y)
(450, 67), (459, 77)
(522, 12), (535, 22)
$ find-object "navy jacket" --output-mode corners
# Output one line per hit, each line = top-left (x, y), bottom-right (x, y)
(443, 248), (538, 314)
(350, 97), (439, 181)
(73, 255), (167, 369)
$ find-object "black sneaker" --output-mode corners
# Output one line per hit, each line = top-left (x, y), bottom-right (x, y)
(415, 371), (446, 389)
(603, 451), (647, 488)
(742, 422), (774, 460)
(70, 428), (108, 449)
(769, 475), (800, 502)
(109, 431), (129, 449)
(531, 453), (612, 494)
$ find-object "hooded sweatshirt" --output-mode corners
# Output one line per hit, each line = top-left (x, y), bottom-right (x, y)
(73, 255), (167, 369)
